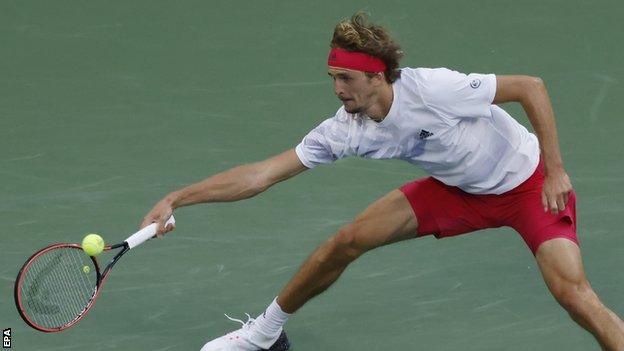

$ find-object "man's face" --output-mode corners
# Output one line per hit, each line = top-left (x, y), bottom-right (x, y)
(328, 68), (379, 114)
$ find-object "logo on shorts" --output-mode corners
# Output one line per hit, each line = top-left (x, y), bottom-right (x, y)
(419, 129), (434, 139)
(470, 79), (481, 89)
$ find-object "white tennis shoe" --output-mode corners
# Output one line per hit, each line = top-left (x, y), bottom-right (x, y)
(200, 313), (290, 351)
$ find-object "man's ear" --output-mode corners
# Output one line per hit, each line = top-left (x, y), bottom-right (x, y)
(368, 72), (385, 86)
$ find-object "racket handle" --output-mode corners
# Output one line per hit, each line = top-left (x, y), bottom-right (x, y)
(126, 216), (176, 249)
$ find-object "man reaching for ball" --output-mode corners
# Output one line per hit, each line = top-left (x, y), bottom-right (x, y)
(141, 13), (624, 351)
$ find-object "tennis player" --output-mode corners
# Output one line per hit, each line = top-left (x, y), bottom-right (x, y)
(142, 13), (624, 351)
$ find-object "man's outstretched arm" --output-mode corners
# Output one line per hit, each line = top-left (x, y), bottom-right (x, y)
(141, 148), (308, 234)
(494, 75), (572, 214)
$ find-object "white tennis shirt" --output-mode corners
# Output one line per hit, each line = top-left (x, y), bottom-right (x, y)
(295, 67), (540, 195)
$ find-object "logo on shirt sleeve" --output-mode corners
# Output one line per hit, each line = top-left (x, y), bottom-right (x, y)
(470, 79), (482, 89)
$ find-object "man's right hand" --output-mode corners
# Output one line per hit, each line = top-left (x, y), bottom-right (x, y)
(141, 197), (176, 237)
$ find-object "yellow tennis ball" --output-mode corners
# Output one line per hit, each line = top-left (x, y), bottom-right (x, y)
(83, 265), (90, 274)
(82, 234), (105, 256)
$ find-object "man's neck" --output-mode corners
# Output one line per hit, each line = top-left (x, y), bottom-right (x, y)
(365, 83), (394, 122)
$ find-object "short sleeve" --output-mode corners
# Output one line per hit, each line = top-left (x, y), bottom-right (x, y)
(295, 118), (340, 168)
(415, 68), (496, 119)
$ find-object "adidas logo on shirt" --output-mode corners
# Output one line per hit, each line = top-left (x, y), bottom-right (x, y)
(419, 129), (434, 139)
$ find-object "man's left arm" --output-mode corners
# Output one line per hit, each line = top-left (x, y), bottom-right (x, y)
(493, 75), (572, 214)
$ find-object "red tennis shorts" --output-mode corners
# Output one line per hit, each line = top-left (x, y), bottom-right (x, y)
(399, 160), (578, 255)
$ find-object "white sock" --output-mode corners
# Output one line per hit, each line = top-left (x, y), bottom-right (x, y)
(254, 297), (290, 337)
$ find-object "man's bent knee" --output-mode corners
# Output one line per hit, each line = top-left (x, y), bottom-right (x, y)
(553, 282), (598, 316)
(323, 224), (368, 263)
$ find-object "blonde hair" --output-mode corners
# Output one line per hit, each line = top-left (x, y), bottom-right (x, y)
(331, 12), (403, 83)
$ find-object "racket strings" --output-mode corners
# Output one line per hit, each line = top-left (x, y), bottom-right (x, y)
(19, 247), (98, 329)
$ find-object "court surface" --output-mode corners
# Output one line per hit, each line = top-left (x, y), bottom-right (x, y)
(1, 1), (623, 350)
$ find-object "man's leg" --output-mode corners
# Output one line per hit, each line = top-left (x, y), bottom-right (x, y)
(200, 189), (420, 350)
(277, 189), (419, 313)
(536, 238), (624, 350)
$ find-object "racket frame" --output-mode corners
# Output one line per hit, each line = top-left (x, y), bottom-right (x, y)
(14, 217), (173, 332)
(14, 242), (129, 332)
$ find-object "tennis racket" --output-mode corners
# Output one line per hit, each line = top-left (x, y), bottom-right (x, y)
(14, 216), (176, 332)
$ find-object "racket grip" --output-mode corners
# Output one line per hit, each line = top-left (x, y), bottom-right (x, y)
(126, 216), (176, 249)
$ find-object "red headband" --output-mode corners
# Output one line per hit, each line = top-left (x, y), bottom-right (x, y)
(327, 47), (386, 73)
